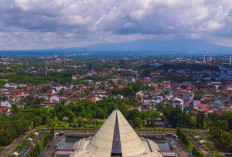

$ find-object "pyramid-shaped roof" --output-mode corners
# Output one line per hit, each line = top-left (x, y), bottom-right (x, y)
(86, 110), (145, 157)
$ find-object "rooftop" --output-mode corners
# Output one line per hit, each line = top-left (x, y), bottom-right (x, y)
(70, 110), (162, 157)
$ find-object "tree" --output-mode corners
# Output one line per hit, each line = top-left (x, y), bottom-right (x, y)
(40, 85), (50, 93)
(33, 116), (42, 127)
(134, 117), (143, 128)
(200, 112), (204, 128)
(197, 113), (200, 128)
(0, 130), (12, 146)
(176, 128), (189, 147)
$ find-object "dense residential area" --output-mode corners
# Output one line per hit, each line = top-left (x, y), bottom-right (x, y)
(0, 53), (232, 157)
(1, 0), (232, 156)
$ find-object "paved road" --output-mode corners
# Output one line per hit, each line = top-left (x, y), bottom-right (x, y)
(20, 130), (48, 157)
(170, 138), (189, 157)
(0, 129), (36, 157)
(41, 136), (64, 157)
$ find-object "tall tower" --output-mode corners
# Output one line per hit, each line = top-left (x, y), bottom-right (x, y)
(230, 56), (232, 66)
(208, 55), (213, 63)
(203, 55), (207, 64)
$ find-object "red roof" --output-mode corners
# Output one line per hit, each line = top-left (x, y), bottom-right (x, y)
(154, 88), (162, 92)
(0, 107), (9, 114)
(197, 104), (211, 112)
(118, 85), (124, 88)
(197, 104), (207, 108)
(203, 108), (211, 112)
(101, 72), (108, 76)
(42, 101), (57, 104)
(67, 98), (78, 102)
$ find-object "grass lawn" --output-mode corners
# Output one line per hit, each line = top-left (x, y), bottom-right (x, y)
(0, 79), (9, 82)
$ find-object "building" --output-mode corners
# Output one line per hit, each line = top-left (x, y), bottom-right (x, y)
(202, 55), (215, 65)
(203, 55), (207, 64)
(183, 92), (194, 101)
(88, 63), (94, 70)
(1, 100), (13, 108)
(69, 110), (163, 157)
(172, 98), (184, 110)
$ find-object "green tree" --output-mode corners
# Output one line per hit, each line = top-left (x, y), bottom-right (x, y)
(134, 117), (143, 128)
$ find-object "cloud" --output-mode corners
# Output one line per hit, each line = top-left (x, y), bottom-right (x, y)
(0, 0), (232, 49)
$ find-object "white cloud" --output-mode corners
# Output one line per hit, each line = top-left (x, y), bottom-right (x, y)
(0, 0), (232, 49)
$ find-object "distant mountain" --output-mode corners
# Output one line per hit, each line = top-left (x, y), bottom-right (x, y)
(1, 39), (232, 55)
(74, 39), (232, 54)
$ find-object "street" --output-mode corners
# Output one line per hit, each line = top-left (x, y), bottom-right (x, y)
(0, 129), (36, 157)
(41, 135), (64, 157)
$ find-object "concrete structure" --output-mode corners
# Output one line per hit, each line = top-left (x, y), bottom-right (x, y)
(70, 110), (162, 157)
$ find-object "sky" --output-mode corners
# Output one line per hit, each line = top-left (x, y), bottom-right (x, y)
(0, 0), (232, 50)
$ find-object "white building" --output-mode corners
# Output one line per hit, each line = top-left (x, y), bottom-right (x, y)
(172, 98), (184, 110)
(50, 95), (60, 102)
(1, 100), (12, 108)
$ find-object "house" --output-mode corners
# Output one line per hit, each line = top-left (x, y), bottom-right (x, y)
(38, 94), (49, 100)
(193, 100), (200, 109)
(64, 83), (73, 90)
(3, 83), (10, 88)
(153, 96), (163, 106)
(72, 75), (81, 80)
(88, 96), (101, 102)
(127, 76), (135, 83)
(41, 101), (57, 107)
(4, 83), (17, 88)
(210, 100), (223, 109)
(50, 95), (60, 102)
(183, 92), (194, 101)
(52, 87), (61, 94)
(136, 91), (144, 102)
(142, 99), (154, 109)
(165, 94), (173, 100)
(196, 104), (211, 112)
(116, 94), (123, 99)
(1, 100), (14, 108)
(66, 98), (78, 104)
(172, 98), (184, 110)
(0, 106), (10, 115)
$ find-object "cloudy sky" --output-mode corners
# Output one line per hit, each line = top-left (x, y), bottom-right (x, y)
(0, 0), (232, 50)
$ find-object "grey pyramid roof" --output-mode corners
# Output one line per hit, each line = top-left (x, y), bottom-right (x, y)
(71, 110), (163, 157)
(86, 110), (145, 156)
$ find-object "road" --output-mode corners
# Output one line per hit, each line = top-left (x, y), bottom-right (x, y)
(193, 130), (232, 157)
(166, 137), (189, 157)
(41, 135), (64, 157)
(186, 131), (210, 157)
(20, 130), (48, 157)
(0, 129), (36, 157)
